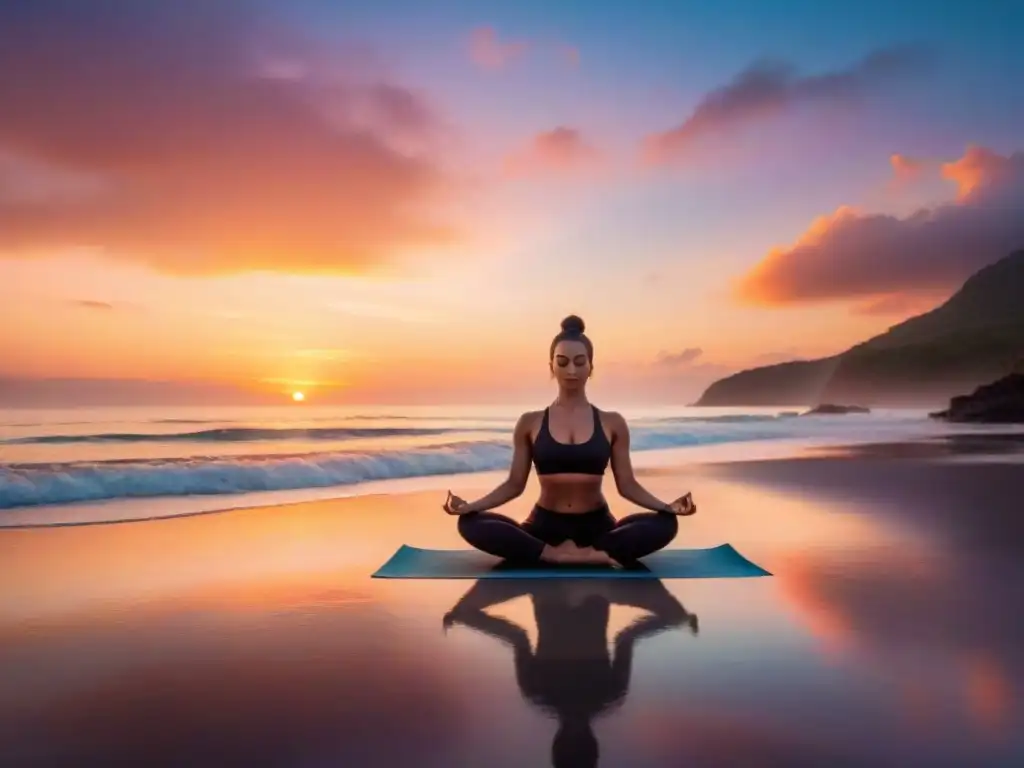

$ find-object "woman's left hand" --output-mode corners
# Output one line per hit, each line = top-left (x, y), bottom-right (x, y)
(666, 492), (697, 516)
(443, 490), (473, 515)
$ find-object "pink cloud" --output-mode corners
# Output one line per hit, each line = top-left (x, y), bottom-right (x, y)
(503, 127), (600, 177)
(656, 347), (704, 366)
(467, 27), (529, 71)
(890, 153), (929, 184)
(0, 2), (459, 276)
(643, 45), (933, 165)
(734, 145), (1024, 305)
(70, 299), (115, 311)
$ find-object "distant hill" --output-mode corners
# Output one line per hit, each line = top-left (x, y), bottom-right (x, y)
(696, 249), (1024, 407)
(692, 357), (839, 407)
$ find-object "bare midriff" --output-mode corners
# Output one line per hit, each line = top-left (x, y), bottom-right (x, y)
(536, 474), (608, 513)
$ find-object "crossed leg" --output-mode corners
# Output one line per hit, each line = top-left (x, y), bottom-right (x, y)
(593, 512), (679, 563)
(457, 511), (548, 561)
(457, 509), (678, 564)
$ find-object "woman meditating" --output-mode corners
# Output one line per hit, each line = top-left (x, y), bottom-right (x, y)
(443, 315), (696, 567)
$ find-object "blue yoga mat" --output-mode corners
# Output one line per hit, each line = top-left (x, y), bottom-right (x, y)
(371, 544), (771, 579)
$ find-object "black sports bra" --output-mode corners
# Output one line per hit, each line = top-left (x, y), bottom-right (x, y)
(532, 406), (611, 476)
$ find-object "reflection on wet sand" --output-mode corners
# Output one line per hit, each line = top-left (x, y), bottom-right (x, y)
(0, 595), (476, 767)
(777, 547), (1022, 738)
(710, 451), (1024, 760)
(443, 578), (698, 768)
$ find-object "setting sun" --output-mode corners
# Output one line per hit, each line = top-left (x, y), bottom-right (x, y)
(292, 391), (305, 402)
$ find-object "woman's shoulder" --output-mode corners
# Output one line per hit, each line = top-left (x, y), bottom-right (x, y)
(517, 409), (545, 421)
(514, 410), (545, 432)
(594, 406), (628, 430)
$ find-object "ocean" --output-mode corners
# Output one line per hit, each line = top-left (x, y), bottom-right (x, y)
(0, 403), (1006, 526)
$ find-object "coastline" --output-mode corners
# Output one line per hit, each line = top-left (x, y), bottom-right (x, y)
(5, 422), (1022, 529)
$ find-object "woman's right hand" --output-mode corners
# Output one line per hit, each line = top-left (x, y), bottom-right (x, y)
(443, 490), (472, 515)
(666, 492), (697, 516)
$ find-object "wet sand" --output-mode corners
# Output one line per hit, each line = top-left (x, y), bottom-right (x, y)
(2, 442), (1023, 767)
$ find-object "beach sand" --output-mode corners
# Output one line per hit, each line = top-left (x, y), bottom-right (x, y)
(2, 442), (1023, 767)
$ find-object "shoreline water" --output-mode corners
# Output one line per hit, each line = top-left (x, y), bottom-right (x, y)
(0, 437), (841, 528)
(0, 405), (974, 512)
(0, 433), (998, 529)
(3, 402), (1022, 526)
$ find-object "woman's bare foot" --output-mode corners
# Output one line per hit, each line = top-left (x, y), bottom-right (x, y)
(540, 541), (580, 564)
(541, 542), (618, 567)
(574, 546), (619, 567)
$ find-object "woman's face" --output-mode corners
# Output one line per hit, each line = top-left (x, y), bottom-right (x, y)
(550, 339), (592, 390)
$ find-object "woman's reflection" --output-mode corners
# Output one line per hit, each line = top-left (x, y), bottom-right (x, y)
(443, 578), (698, 768)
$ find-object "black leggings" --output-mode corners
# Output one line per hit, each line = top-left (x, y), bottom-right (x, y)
(457, 504), (678, 563)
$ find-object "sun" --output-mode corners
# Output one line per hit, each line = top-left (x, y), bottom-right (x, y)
(291, 391), (305, 403)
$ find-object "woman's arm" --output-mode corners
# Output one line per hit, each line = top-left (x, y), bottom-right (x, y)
(599, 580), (693, 616)
(607, 412), (673, 513)
(447, 608), (532, 652)
(446, 580), (535, 615)
(609, 584), (698, 692)
(462, 411), (536, 514)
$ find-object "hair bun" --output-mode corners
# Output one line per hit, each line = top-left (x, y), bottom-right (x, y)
(560, 314), (585, 334)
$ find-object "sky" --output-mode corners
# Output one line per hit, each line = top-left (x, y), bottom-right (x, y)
(1, 0), (1023, 406)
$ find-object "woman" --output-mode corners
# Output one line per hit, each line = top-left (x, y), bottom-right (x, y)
(443, 314), (696, 567)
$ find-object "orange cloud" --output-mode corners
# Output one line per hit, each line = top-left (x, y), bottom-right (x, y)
(467, 27), (529, 71)
(503, 127), (600, 177)
(0, 3), (458, 276)
(941, 144), (1015, 199)
(643, 45), (933, 164)
(655, 347), (703, 366)
(735, 146), (1024, 304)
(889, 153), (929, 185)
(70, 299), (115, 311)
